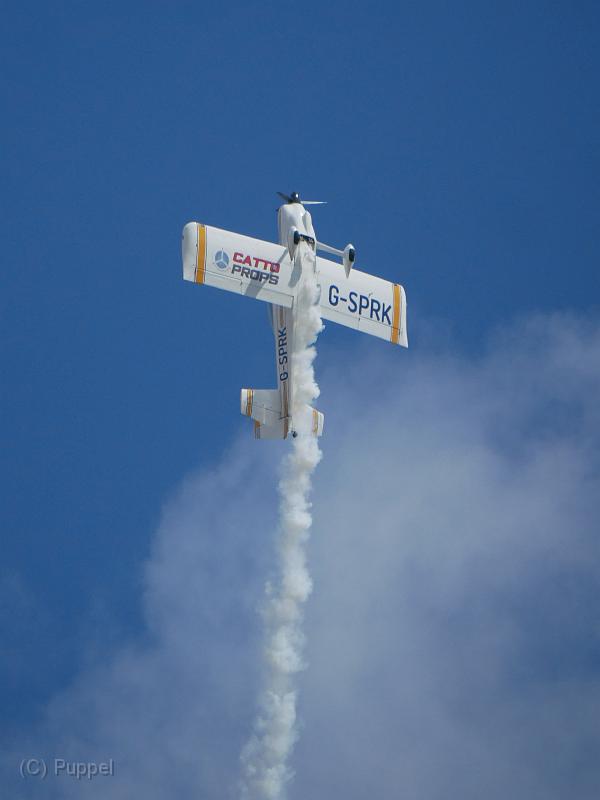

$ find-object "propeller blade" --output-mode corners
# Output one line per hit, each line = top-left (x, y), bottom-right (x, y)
(276, 192), (326, 205)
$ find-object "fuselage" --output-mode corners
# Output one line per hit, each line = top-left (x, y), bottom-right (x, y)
(270, 202), (317, 436)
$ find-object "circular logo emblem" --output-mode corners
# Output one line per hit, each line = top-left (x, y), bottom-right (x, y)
(214, 249), (230, 270)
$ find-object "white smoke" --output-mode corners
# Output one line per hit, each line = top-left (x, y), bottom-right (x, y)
(240, 243), (323, 799)
(3, 312), (600, 800)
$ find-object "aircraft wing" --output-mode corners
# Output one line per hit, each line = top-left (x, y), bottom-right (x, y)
(182, 222), (295, 308)
(182, 221), (407, 346)
(316, 255), (408, 347)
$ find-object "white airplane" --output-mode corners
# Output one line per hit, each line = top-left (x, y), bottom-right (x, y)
(182, 191), (408, 439)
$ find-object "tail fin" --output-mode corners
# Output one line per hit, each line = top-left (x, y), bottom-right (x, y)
(241, 389), (324, 439)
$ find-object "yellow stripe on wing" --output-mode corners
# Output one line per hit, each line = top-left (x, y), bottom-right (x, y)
(391, 283), (400, 345)
(195, 224), (206, 284)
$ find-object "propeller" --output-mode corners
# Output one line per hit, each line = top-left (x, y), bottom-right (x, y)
(277, 191), (326, 206)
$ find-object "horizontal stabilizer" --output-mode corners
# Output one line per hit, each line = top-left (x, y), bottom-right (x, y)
(309, 405), (325, 437)
(241, 390), (324, 440)
(254, 420), (288, 439)
(253, 415), (325, 439)
(241, 389), (281, 426)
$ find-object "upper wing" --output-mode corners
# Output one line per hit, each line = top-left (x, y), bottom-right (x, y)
(316, 255), (408, 347)
(182, 222), (295, 308)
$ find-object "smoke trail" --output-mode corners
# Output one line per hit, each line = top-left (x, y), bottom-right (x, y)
(240, 243), (323, 799)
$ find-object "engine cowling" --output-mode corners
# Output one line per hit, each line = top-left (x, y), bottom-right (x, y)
(343, 243), (356, 277)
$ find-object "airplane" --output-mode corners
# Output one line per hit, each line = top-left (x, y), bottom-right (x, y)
(181, 191), (408, 439)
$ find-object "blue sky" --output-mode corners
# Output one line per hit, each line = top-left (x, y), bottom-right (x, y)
(2, 2), (600, 797)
